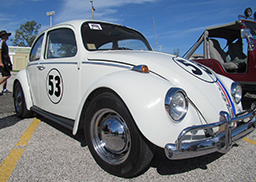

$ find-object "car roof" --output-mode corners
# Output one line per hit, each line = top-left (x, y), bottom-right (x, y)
(49, 20), (132, 31)
(41, 19), (140, 37)
(204, 19), (256, 43)
(183, 19), (256, 58)
(205, 21), (243, 43)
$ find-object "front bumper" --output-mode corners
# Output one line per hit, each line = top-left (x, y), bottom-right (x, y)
(165, 108), (256, 160)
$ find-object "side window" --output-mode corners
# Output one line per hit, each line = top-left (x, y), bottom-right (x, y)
(30, 34), (44, 61)
(46, 28), (77, 59)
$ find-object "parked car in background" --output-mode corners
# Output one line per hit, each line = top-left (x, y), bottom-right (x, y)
(13, 20), (256, 178)
(183, 8), (256, 94)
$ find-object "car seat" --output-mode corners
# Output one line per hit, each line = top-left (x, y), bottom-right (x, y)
(228, 39), (247, 64)
(208, 39), (238, 71)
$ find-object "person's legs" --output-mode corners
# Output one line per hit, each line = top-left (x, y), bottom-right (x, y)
(3, 80), (6, 90)
(0, 76), (11, 95)
(0, 67), (11, 94)
(0, 76), (9, 85)
(0, 76), (8, 95)
(2, 78), (11, 94)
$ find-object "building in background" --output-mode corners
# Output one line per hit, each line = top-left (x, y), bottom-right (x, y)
(9, 46), (30, 71)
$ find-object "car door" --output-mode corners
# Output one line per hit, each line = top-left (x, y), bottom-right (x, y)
(37, 27), (80, 120)
(27, 33), (45, 106)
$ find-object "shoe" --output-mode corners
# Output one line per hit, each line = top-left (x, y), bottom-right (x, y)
(2, 89), (12, 95)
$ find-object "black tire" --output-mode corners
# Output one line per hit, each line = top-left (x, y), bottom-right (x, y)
(83, 92), (154, 178)
(13, 82), (32, 118)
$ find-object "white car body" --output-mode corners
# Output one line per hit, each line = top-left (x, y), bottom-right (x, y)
(13, 20), (256, 178)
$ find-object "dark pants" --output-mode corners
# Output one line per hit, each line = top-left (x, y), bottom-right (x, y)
(0, 66), (11, 77)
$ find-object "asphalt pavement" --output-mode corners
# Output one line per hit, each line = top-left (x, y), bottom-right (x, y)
(0, 72), (16, 117)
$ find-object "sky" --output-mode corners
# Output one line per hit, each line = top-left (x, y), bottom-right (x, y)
(0, 0), (256, 55)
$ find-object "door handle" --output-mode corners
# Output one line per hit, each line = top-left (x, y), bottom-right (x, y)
(37, 65), (45, 71)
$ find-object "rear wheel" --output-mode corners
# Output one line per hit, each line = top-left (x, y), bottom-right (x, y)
(83, 92), (154, 177)
(13, 82), (32, 118)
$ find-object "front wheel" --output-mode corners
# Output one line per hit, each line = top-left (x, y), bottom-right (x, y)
(83, 92), (154, 178)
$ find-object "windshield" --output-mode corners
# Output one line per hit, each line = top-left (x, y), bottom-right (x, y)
(244, 21), (256, 39)
(81, 22), (152, 51)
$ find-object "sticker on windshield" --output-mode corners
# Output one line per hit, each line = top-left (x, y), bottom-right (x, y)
(87, 43), (96, 50)
(88, 23), (102, 30)
(46, 68), (64, 104)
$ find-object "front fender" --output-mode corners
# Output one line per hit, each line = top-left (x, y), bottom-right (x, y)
(73, 70), (202, 148)
(13, 69), (33, 110)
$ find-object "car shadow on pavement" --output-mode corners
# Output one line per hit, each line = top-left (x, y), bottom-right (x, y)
(150, 147), (224, 175)
(37, 116), (87, 147)
(0, 114), (23, 130)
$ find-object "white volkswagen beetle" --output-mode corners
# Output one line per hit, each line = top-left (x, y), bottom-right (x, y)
(13, 20), (256, 177)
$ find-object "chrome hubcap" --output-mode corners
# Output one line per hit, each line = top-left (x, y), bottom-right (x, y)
(91, 108), (131, 165)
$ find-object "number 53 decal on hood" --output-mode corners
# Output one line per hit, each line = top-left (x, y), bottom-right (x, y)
(173, 58), (217, 83)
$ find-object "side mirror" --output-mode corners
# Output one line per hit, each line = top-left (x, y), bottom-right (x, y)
(241, 28), (252, 38)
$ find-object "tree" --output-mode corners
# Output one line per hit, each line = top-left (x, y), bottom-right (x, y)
(11, 20), (41, 47)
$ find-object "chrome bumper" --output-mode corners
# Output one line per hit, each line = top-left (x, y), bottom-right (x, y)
(165, 108), (256, 160)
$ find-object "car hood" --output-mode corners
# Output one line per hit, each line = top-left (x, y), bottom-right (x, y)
(87, 50), (235, 123)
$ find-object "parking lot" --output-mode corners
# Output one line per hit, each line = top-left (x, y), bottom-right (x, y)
(0, 73), (256, 181)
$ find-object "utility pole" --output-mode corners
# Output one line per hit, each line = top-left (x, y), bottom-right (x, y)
(90, 0), (95, 20)
(46, 11), (55, 27)
(153, 16), (158, 51)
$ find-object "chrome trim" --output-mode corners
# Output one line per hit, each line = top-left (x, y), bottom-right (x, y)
(187, 97), (208, 124)
(90, 108), (131, 165)
(37, 65), (45, 71)
(88, 58), (134, 66)
(27, 62), (39, 67)
(165, 106), (256, 160)
(82, 61), (132, 69)
(27, 61), (77, 67)
(41, 62), (78, 65)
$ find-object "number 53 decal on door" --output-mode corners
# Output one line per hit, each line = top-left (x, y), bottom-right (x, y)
(46, 68), (64, 104)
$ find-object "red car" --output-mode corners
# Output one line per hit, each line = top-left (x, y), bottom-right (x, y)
(184, 8), (256, 94)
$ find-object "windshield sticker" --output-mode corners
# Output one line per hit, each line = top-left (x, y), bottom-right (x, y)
(88, 23), (102, 30)
(87, 43), (96, 50)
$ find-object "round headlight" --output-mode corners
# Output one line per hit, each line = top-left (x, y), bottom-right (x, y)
(165, 88), (188, 122)
(231, 82), (242, 104)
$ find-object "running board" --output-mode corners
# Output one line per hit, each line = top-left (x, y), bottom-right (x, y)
(31, 106), (74, 130)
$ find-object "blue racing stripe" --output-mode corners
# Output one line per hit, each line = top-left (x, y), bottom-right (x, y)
(217, 78), (236, 117)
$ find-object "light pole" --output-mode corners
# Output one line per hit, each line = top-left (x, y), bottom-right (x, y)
(46, 11), (55, 27)
(153, 16), (158, 51)
(90, 0), (95, 20)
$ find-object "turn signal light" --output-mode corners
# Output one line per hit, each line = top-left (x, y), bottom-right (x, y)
(132, 65), (149, 73)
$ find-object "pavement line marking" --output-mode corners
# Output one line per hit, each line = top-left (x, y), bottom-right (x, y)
(243, 137), (256, 146)
(0, 118), (41, 182)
